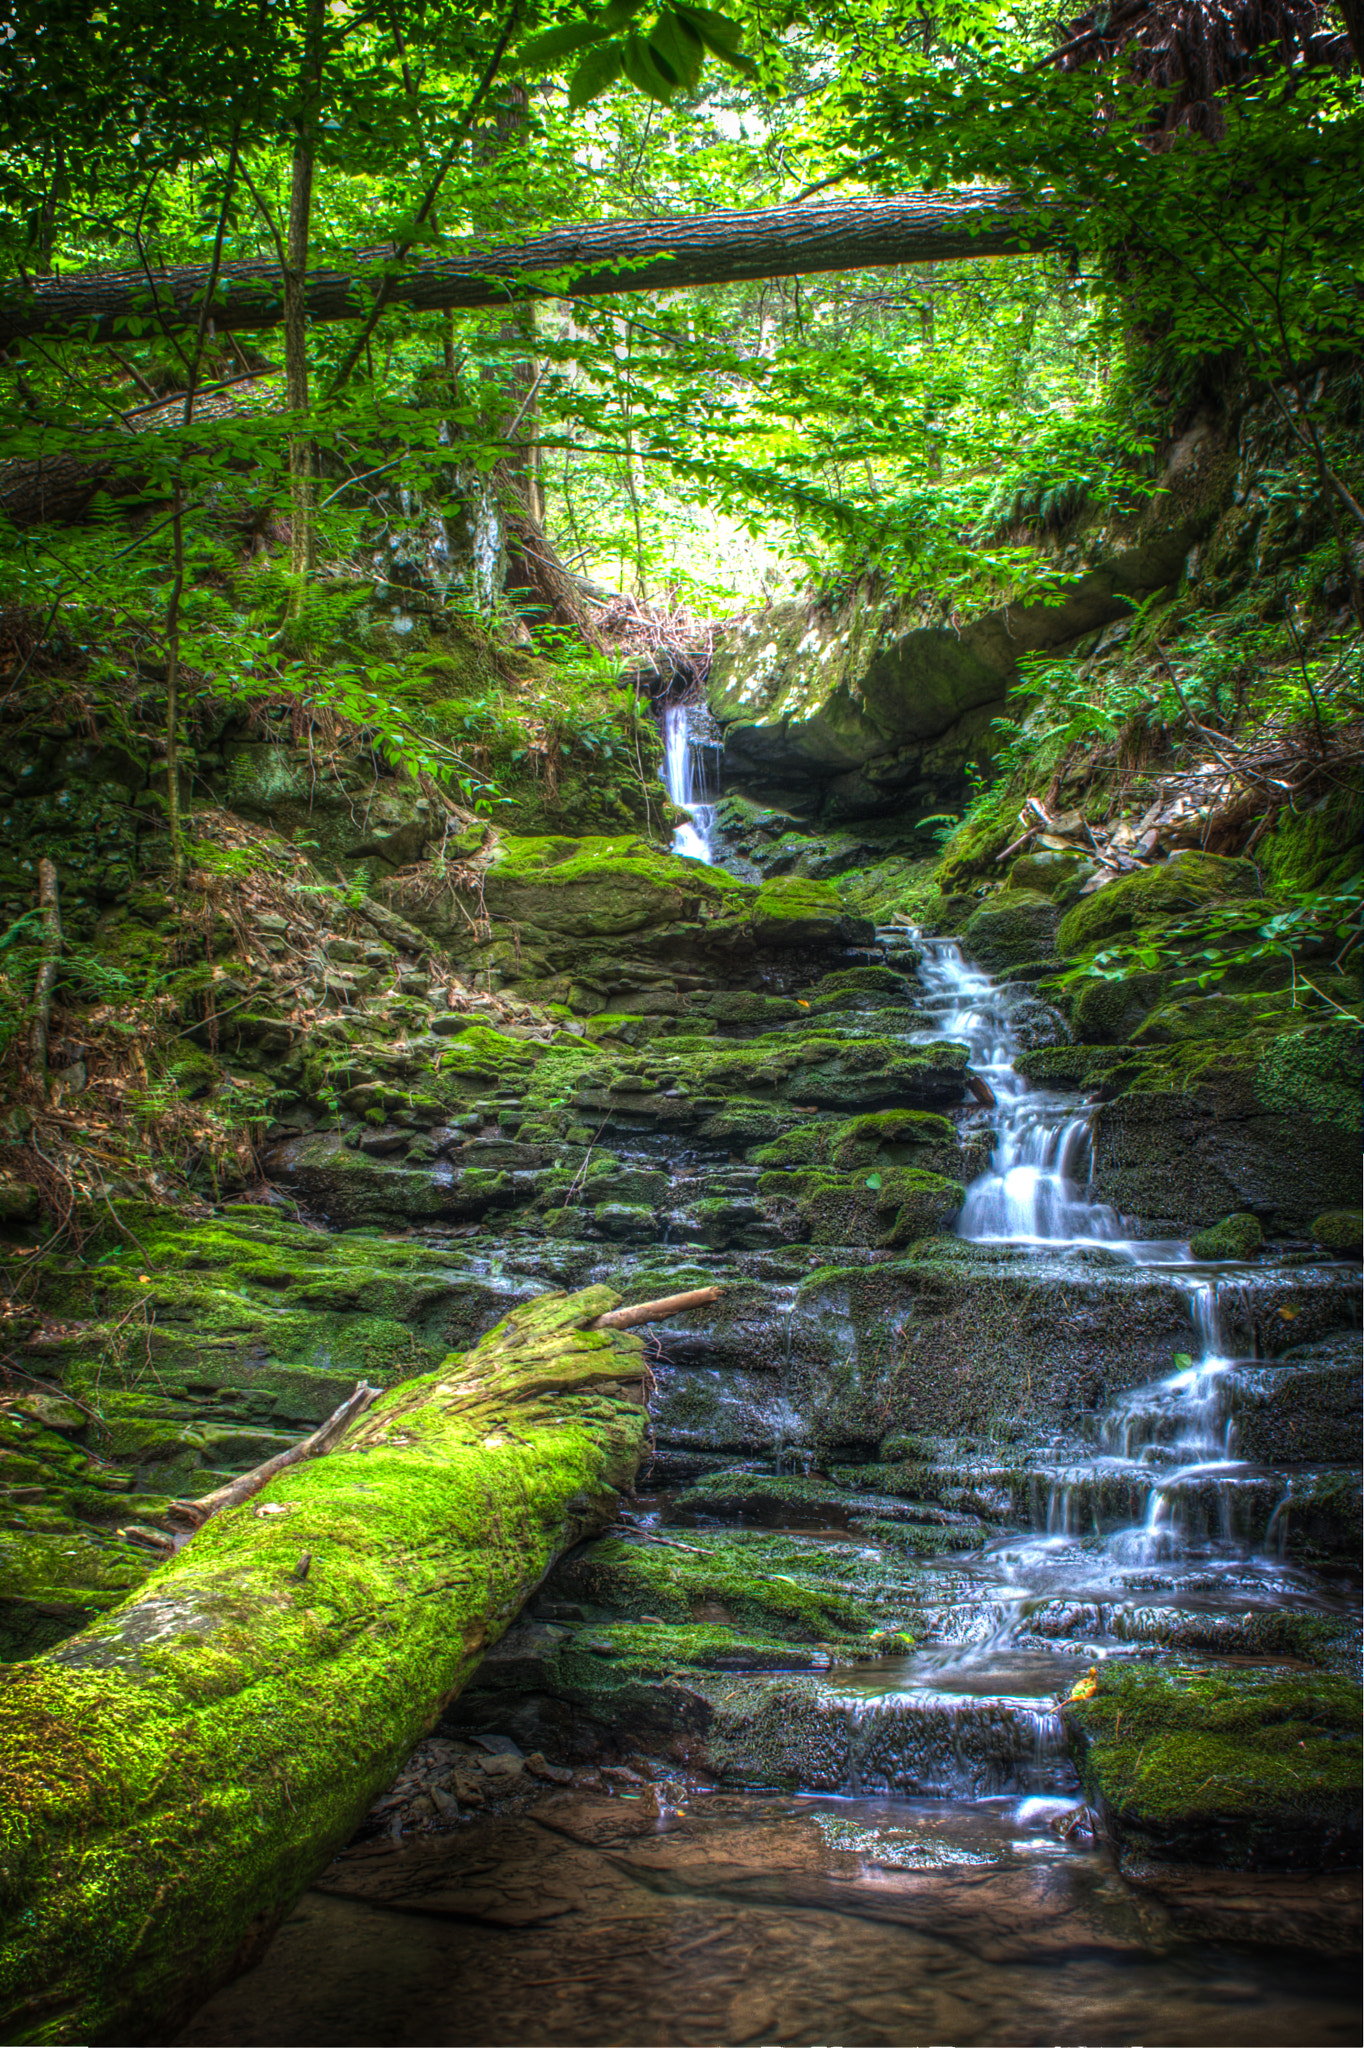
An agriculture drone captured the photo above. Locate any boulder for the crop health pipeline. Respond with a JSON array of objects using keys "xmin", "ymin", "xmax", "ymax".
[
  {"xmin": 962, "ymin": 889, "xmax": 1060, "ymax": 973},
  {"xmin": 708, "ymin": 525, "xmax": 1198, "ymax": 810}
]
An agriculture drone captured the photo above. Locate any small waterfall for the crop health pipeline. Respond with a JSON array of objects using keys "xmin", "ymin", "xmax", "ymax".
[
  {"xmin": 842, "ymin": 1690, "xmax": 1074, "ymax": 1799},
  {"xmin": 662, "ymin": 702, "xmax": 717, "ymax": 863},
  {"xmin": 911, "ymin": 937, "xmax": 1125, "ymax": 1245}
]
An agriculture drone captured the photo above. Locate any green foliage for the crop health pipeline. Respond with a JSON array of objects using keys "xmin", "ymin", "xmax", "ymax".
[{"xmin": 1051, "ymin": 876, "xmax": 1362, "ymax": 1022}]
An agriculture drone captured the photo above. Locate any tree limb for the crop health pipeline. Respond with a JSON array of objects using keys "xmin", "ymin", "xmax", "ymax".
[
  {"xmin": 166, "ymin": 1380, "xmax": 383, "ymax": 1531},
  {"xmin": 589, "ymin": 1286, "xmax": 722, "ymax": 1329}
]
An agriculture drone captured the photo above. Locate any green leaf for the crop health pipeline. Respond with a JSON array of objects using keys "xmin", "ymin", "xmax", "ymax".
[
  {"xmin": 672, "ymin": 1, "xmax": 743, "ymax": 56},
  {"xmin": 516, "ymin": 20, "xmax": 607, "ymax": 71},
  {"xmin": 567, "ymin": 39, "xmax": 626, "ymax": 105},
  {"xmin": 864, "ymin": 1172, "xmax": 882, "ymax": 1190},
  {"xmin": 1172, "ymin": 1353, "xmax": 1194, "ymax": 1371},
  {"xmin": 622, "ymin": 28, "xmax": 680, "ymax": 98},
  {"xmin": 648, "ymin": 10, "xmax": 706, "ymax": 91}
]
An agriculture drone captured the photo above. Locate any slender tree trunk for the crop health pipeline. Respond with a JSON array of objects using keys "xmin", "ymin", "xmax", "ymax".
[
  {"xmin": 29, "ymin": 860, "xmax": 61, "ymax": 1088},
  {"xmin": 285, "ymin": 0, "xmax": 325, "ymax": 607},
  {"xmin": 164, "ymin": 486, "xmax": 186, "ymax": 879}
]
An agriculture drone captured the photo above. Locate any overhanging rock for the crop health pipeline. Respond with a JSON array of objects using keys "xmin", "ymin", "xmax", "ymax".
[{"xmin": 708, "ymin": 525, "xmax": 1200, "ymax": 819}]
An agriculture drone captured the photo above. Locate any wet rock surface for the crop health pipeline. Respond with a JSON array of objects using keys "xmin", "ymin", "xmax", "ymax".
[
  {"xmin": 3, "ymin": 718, "xmax": 1360, "ymax": 2039},
  {"xmin": 174, "ymin": 1790, "xmax": 1362, "ymax": 2046}
]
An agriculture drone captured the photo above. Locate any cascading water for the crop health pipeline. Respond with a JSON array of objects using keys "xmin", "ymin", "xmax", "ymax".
[
  {"xmin": 661, "ymin": 701, "xmax": 718, "ymax": 863},
  {"xmin": 911, "ymin": 936, "xmax": 1128, "ymax": 1245},
  {"xmin": 815, "ymin": 929, "xmax": 1354, "ymax": 1795}
]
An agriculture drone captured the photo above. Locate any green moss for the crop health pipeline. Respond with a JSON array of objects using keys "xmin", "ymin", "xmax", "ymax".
[
  {"xmin": 1255, "ymin": 1021, "xmax": 1362, "ymax": 1130},
  {"xmin": 752, "ymin": 875, "xmax": 872, "ymax": 947},
  {"xmin": 0, "ymin": 1287, "xmax": 650, "ymax": 2045},
  {"xmin": 963, "ymin": 890, "xmax": 1060, "ymax": 973},
  {"xmin": 552, "ymin": 1528, "xmax": 911, "ymax": 1645},
  {"xmin": 1189, "ymin": 1211, "xmax": 1263, "ymax": 1260},
  {"xmin": 758, "ymin": 1164, "xmax": 963, "ymax": 1247},
  {"xmin": 1064, "ymin": 1662, "xmax": 1362, "ymax": 1870},
  {"xmin": 1260, "ymin": 785, "xmax": 1363, "ymax": 897},
  {"xmin": 829, "ymin": 1109, "xmax": 957, "ymax": 1169},
  {"xmin": 1006, "ymin": 851, "xmax": 1091, "ymax": 902},
  {"xmin": 1055, "ymin": 854, "xmax": 1258, "ymax": 959},
  {"xmin": 1310, "ymin": 1209, "xmax": 1362, "ymax": 1254},
  {"xmin": 482, "ymin": 833, "xmax": 750, "ymax": 940}
]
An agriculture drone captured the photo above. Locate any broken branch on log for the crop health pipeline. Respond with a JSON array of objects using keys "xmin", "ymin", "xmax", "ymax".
[{"xmin": 166, "ymin": 1379, "xmax": 382, "ymax": 1531}]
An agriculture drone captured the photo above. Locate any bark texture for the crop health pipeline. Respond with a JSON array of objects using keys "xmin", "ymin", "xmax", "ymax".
[
  {"xmin": 0, "ymin": 192, "xmax": 1033, "ymax": 347},
  {"xmin": 0, "ymin": 1286, "xmax": 649, "ymax": 2046},
  {"xmin": 0, "ymin": 375, "xmax": 273, "ymax": 527}
]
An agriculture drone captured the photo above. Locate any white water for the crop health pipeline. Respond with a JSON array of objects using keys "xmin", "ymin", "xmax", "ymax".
[
  {"xmin": 662, "ymin": 702, "xmax": 717, "ymax": 863},
  {"xmin": 815, "ymin": 926, "xmax": 1340, "ymax": 1754},
  {"xmin": 912, "ymin": 935, "xmax": 1141, "ymax": 1249}
]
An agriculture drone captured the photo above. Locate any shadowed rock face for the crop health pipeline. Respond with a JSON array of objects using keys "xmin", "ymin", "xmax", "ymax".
[{"xmin": 707, "ymin": 527, "xmax": 1198, "ymax": 816}]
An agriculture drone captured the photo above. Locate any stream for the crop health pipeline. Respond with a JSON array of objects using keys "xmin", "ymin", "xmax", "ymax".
[{"xmin": 177, "ymin": 722, "xmax": 1360, "ymax": 2047}]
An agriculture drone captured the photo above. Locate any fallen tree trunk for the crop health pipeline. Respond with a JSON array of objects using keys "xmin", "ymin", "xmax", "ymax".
[
  {"xmin": 0, "ymin": 374, "xmax": 275, "ymax": 527},
  {"xmin": 0, "ymin": 1285, "xmax": 650, "ymax": 2046},
  {"xmin": 0, "ymin": 191, "xmax": 1035, "ymax": 348}
]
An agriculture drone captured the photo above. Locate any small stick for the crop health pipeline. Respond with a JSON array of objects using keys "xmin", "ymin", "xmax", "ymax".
[
  {"xmin": 589, "ymin": 1287, "xmax": 722, "ymax": 1330},
  {"xmin": 167, "ymin": 1380, "xmax": 382, "ymax": 1531}
]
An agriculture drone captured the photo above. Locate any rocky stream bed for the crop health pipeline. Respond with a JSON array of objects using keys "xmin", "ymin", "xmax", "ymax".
[{"xmin": 1, "ymin": 672, "xmax": 1360, "ymax": 2045}]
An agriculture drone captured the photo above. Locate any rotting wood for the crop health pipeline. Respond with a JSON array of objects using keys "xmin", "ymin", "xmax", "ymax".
[
  {"xmin": 589, "ymin": 1286, "xmax": 722, "ymax": 1329},
  {"xmin": 0, "ymin": 192, "xmax": 1034, "ymax": 348},
  {"xmin": 0, "ymin": 1285, "xmax": 651, "ymax": 2046},
  {"xmin": 165, "ymin": 1380, "xmax": 383, "ymax": 1532}
]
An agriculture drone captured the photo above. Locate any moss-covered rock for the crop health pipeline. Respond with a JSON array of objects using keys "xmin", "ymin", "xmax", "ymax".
[
  {"xmin": 1190, "ymin": 1212, "xmax": 1263, "ymax": 1260},
  {"xmin": 1006, "ymin": 850, "xmax": 1092, "ymax": 902},
  {"xmin": 752, "ymin": 874, "xmax": 873, "ymax": 948},
  {"xmin": 548, "ymin": 1527, "xmax": 914, "ymax": 1645},
  {"xmin": 1090, "ymin": 1043, "xmax": 1361, "ymax": 1235},
  {"xmin": 1310, "ymin": 1210, "xmax": 1362, "ymax": 1255},
  {"xmin": 479, "ymin": 833, "xmax": 751, "ymax": 940},
  {"xmin": 1055, "ymin": 853, "xmax": 1259, "ymax": 959},
  {"xmin": 1063, "ymin": 1662, "xmax": 1362, "ymax": 1872},
  {"xmin": 963, "ymin": 889, "xmax": 1060, "ymax": 974},
  {"xmin": 757, "ymin": 1165, "xmax": 964, "ymax": 1247}
]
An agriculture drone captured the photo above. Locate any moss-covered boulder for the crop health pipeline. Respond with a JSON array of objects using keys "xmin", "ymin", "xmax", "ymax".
[
  {"xmin": 1311, "ymin": 1210, "xmax": 1362, "ymax": 1255},
  {"xmin": 752, "ymin": 874, "xmax": 873, "ymax": 947},
  {"xmin": 479, "ymin": 833, "xmax": 751, "ymax": 939},
  {"xmin": 1055, "ymin": 853, "xmax": 1259, "ymax": 959},
  {"xmin": 1006, "ymin": 850, "xmax": 1092, "ymax": 902},
  {"xmin": 963, "ymin": 889, "xmax": 1060, "ymax": 973},
  {"xmin": 1190, "ymin": 1211, "xmax": 1264, "ymax": 1260},
  {"xmin": 1089, "ymin": 1028, "xmax": 1361, "ymax": 1235},
  {"xmin": 0, "ymin": 1287, "xmax": 649, "ymax": 2046},
  {"xmin": 758, "ymin": 1165, "xmax": 964, "ymax": 1247},
  {"xmin": 1063, "ymin": 1662, "xmax": 1362, "ymax": 1871}
]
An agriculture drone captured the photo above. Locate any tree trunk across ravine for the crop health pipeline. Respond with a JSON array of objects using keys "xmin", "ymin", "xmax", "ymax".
[
  {"xmin": 0, "ymin": 191, "xmax": 1035, "ymax": 347},
  {"xmin": 0, "ymin": 1286, "xmax": 650, "ymax": 2047}
]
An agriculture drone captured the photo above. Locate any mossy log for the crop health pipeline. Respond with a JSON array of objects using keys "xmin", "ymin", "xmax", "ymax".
[{"xmin": 0, "ymin": 1286, "xmax": 650, "ymax": 2047}]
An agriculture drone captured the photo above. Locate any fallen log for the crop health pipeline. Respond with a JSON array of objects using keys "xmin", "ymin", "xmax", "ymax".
[
  {"xmin": 0, "ymin": 1284, "xmax": 650, "ymax": 2046},
  {"xmin": 0, "ymin": 191, "xmax": 1036, "ymax": 348}
]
